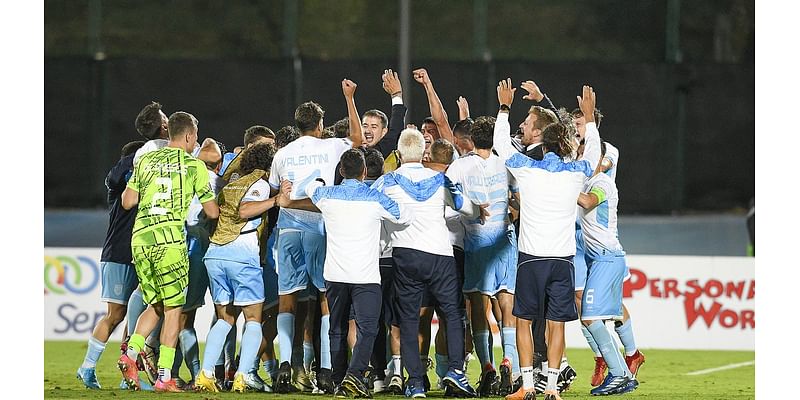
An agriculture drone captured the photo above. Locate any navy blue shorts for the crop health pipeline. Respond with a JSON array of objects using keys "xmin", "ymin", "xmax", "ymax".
[{"xmin": 512, "ymin": 252, "xmax": 578, "ymax": 322}]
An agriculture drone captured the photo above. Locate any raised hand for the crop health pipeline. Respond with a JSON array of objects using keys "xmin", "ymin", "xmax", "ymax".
[
  {"xmin": 496, "ymin": 78, "xmax": 516, "ymax": 107},
  {"xmin": 412, "ymin": 68, "xmax": 431, "ymax": 86},
  {"xmin": 577, "ymin": 85, "xmax": 596, "ymax": 122},
  {"xmin": 382, "ymin": 69, "xmax": 402, "ymax": 97},
  {"xmin": 456, "ymin": 96, "xmax": 470, "ymax": 120},
  {"xmin": 521, "ymin": 80, "xmax": 545, "ymax": 102},
  {"xmin": 342, "ymin": 79, "xmax": 358, "ymax": 98}
]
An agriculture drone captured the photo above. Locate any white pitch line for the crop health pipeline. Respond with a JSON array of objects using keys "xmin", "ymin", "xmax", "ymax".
[{"xmin": 685, "ymin": 360, "xmax": 755, "ymax": 376}]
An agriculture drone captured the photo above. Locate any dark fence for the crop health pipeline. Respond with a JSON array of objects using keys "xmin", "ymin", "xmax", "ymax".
[{"xmin": 45, "ymin": 57, "xmax": 753, "ymax": 213}]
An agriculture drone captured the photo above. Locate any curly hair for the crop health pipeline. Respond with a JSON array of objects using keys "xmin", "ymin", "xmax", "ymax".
[
  {"xmin": 541, "ymin": 123, "xmax": 576, "ymax": 159},
  {"xmin": 333, "ymin": 117, "xmax": 350, "ymax": 138},
  {"xmin": 275, "ymin": 125, "xmax": 301, "ymax": 149},
  {"xmin": 135, "ymin": 101, "xmax": 164, "ymax": 140},
  {"xmin": 239, "ymin": 142, "xmax": 277, "ymax": 176},
  {"xmin": 469, "ymin": 116, "xmax": 496, "ymax": 150},
  {"xmin": 321, "ymin": 126, "xmax": 337, "ymax": 139}
]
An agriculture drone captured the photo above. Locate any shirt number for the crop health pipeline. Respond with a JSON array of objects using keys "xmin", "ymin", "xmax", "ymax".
[
  {"xmin": 584, "ymin": 288, "xmax": 595, "ymax": 305},
  {"xmin": 149, "ymin": 177, "xmax": 172, "ymax": 215}
]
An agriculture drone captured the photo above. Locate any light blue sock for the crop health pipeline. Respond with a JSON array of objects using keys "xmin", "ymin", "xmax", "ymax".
[
  {"xmin": 179, "ymin": 328, "xmax": 200, "ymax": 379},
  {"xmin": 501, "ymin": 327, "xmax": 520, "ymax": 375},
  {"xmin": 126, "ymin": 289, "xmax": 146, "ymax": 337},
  {"xmin": 277, "ymin": 313, "xmax": 295, "ymax": 366},
  {"xmin": 614, "ymin": 319, "xmax": 638, "ymax": 356},
  {"xmin": 224, "ymin": 323, "xmax": 237, "ymax": 368},
  {"xmin": 581, "ymin": 324, "xmax": 602, "ymax": 357},
  {"xmin": 201, "ymin": 320, "xmax": 233, "ymax": 373},
  {"xmin": 264, "ymin": 358, "xmax": 278, "ymax": 380},
  {"xmin": 587, "ymin": 321, "xmax": 630, "ymax": 378},
  {"xmin": 237, "ymin": 321, "xmax": 263, "ymax": 375},
  {"xmin": 435, "ymin": 353, "xmax": 449, "ymax": 379},
  {"xmin": 303, "ymin": 341, "xmax": 315, "ymax": 372},
  {"xmin": 81, "ymin": 337, "xmax": 106, "ymax": 368},
  {"xmin": 320, "ymin": 314, "xmax": 331, "ymax": 369},
  {"xmin": 473, "ymin": 330, "xmax": 491, "ymax": 369}
]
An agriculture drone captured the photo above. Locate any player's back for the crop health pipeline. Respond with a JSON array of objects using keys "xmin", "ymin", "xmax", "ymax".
[
  {"xmin": 269, "ymin": 135, "xmax": 351, "ymax": 234},
  {"xmin": 130, "ymin": 147, "xmax": 212, "ymax": 247},
  {"xmin": 447, "ymin": 153, "xmax": 512, "ymax": 251}
]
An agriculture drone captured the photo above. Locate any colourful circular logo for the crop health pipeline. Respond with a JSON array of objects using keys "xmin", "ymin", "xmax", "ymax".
[{"xmin": 43, "ymin": 255, "xmax": 100, "ymax": 295}]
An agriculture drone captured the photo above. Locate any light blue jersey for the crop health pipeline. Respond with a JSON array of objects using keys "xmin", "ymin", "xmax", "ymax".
[
  {"xmin": 445, "ymin": 153, "xmax": 516, "ymax": 252},
  {"xmin": 268, "ymin": 136, "xmax": 352, "ymax": 235},
  {"xmin": 446, "ymin": 153, "xmax": 519, "ymax": 295}
]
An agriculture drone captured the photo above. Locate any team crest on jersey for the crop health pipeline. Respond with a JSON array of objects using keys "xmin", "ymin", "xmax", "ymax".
[{"xmin": 231, "ymin": 173, "xmax": 240, "ymax": 181}]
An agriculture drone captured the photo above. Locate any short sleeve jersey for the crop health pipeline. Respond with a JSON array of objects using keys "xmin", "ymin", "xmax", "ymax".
[
  {"xmin": 446, "ymin": 153, "xmax": 516, "ymax": 252},
  {"xmin": 128, "ymin": 147, "xmax": 214, "ymax": 247},
  {"xmin": 268, "ymin": 136, "xmax": 352, "ymax": 234},
  {"xmin": 578, "ymin": 173, "xmax": 624, "ymax": 259}
]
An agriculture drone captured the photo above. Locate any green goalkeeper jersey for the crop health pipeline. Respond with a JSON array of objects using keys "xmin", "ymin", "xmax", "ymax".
[{"xmin": 127, "ymin": 146, "xmax": 215, "ymax": 247}]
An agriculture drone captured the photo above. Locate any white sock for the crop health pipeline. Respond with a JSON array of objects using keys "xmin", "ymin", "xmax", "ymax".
[
  {"xmin": 521, "ymin": 366, "xmax": 535, "ymax": 390},
  {"xmin": 391, "ymin": 355, "xmax": 401, "ymax": 376},
  {"xmin": 546, "ymin": 368, "xmax": 559, "ymax": 392}
]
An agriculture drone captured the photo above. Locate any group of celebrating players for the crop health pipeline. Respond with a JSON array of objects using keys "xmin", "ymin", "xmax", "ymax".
[{"xmin": 75, "ymin": 67, "xmax": 646, "ymax": 400}]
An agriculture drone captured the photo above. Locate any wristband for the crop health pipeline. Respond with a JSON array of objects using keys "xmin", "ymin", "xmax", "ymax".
[
  {"xmin": 499, "ymin": 104, "xmax": 511, "ymax": 112},
  {"xmin": 391, "ymin": 91, "xmax": 402, "ymax": 97}
]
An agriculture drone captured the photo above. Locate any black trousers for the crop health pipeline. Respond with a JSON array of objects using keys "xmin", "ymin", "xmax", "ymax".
[
  {"xmin": 392, "ymin": 247, "xmax": 465, "ymax": 389},
  {"xmin": 369, "ymin": 261, "xmax": 396, "ymax": 378},
  {"xmin": 326, "ymin": 281, "xmax": 382, "ymax": 383}
]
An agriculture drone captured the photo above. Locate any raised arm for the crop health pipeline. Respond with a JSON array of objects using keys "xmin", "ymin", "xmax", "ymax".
[
  {"xmin": 374, "ymin": 69, "xmax": 407, "ymax": 157},
  {"xmin": 493, "ymin": 78, "xmax": 518, "ymax": 160},
  {"xmin": 521, "ymin": 80, "xmax": 559, "ymax": 119},
  {"xmin": 342, "ymin": 79, "xmax": 364, "ymax": 148},
  {"xmin": 578, "ymin": 85, "xmax": 602, "ymax": 174},
  {"xmin": 456, "ymin": 96, "xmax": 471, "ymax": 121},
  {"xmin": 413, "ymin": 68, "xmax": 455, "ymax": 143}
]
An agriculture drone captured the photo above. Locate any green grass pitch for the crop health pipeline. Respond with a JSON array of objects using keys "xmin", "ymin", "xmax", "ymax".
[{"xmin": 45, "ymin": 341, "xmax": 754, "ymax": 399}]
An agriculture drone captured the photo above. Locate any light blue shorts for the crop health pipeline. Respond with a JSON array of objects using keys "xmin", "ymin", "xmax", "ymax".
[
  {"xmin": 276, "ymin": 230, "xmax": 327, "ymax": 295},
  {"xmin": 580, "ymin": 254, "xmax": 626, "ymax": 321},
  {"xmin": 204, "ymin": 258, "xmax": 265, "ymax": 306},
  {"xmin": 184, "ymin": 236, "xmax": 210, "ymax": 311},
  {"xmin": 100, "ymin": 261, "xmax": 138, "ymax": 305},
  {"xmin": 574, "ymin": 229, "xmax": 588, "ymax": 291},
  {"xmin": 463, "ymin": 230, "xmax": 518, "ymax": 296}
]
